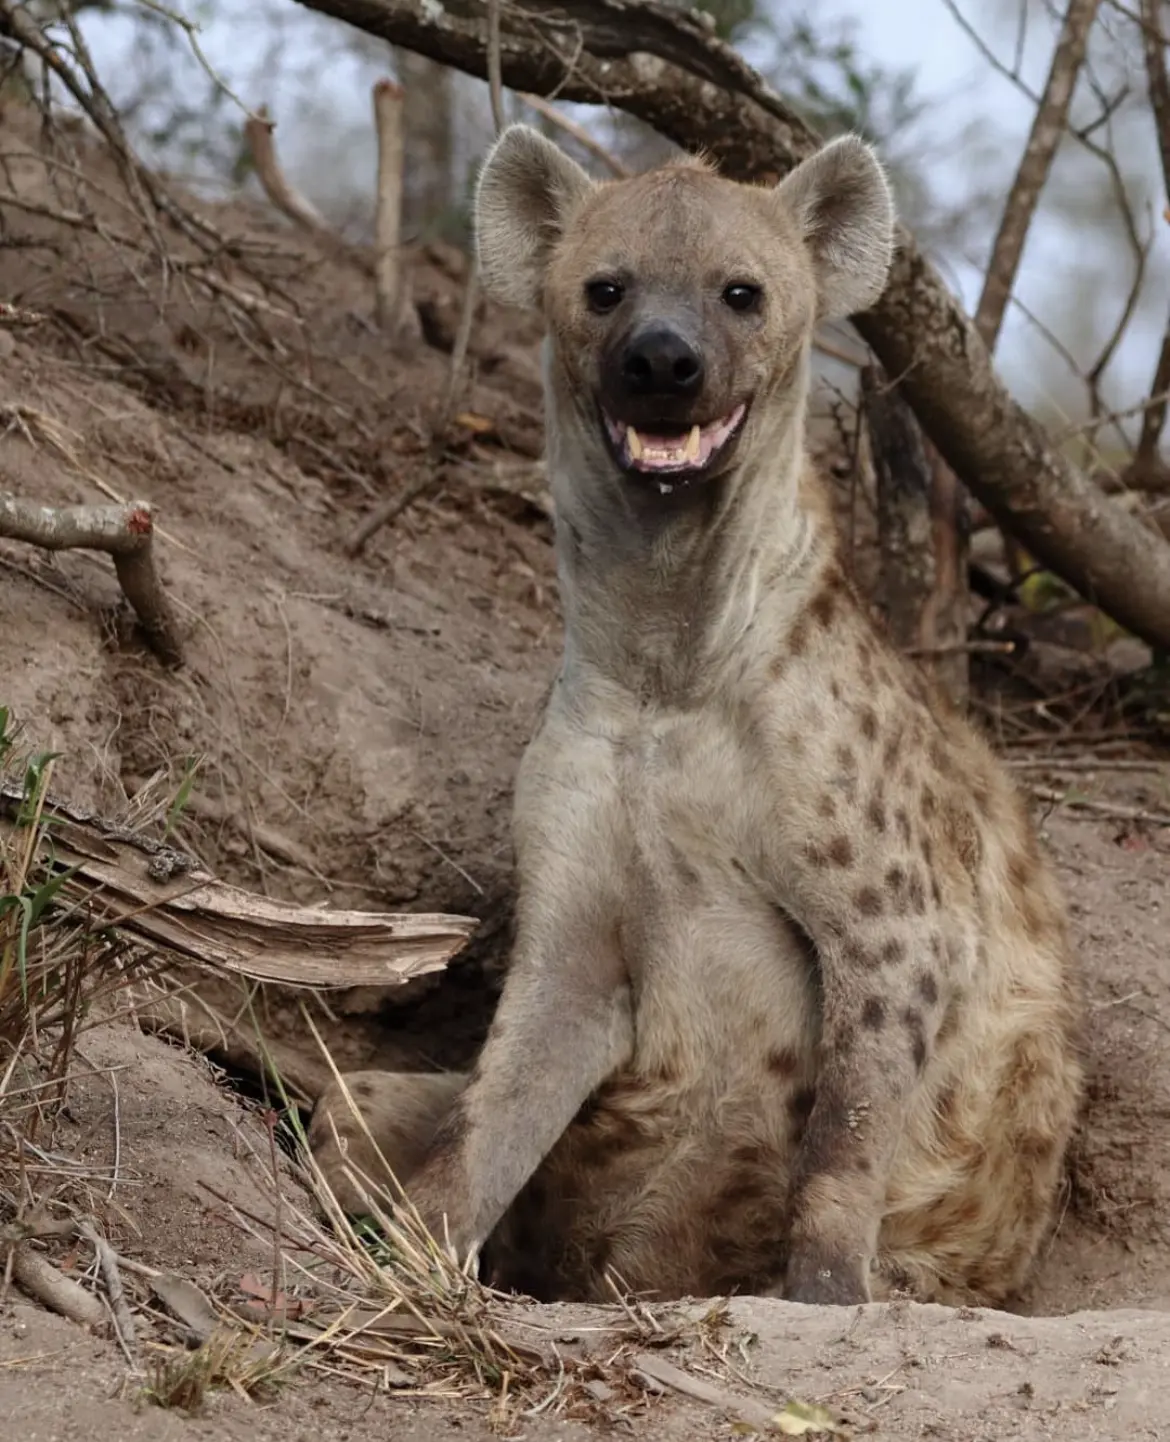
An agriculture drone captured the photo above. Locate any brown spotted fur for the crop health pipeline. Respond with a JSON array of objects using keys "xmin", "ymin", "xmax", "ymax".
[{"xmin": 309, "ymin": 126, "xmax": 1084, "ymax": 1308}]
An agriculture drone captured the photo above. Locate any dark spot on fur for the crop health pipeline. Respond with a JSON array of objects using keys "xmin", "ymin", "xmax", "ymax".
[
  {"xmin": 881, "ymin": 937, "xmax": 905, "ymax": 965},
  {"xmin": 885, "ymin": 863, "xmax": 906, "ymax": 893},
  {"xmin": 907, "ymin": 870, "xmax": 927, "ymax": 914},
  {"xmin": 827, "ymin": 834, "xmax": 854, "ymax": 867},
  {"xmin": 830, "ymin": 678, "xmax": 842, "ymax": 701},
  {"xmin": 930, "ymin": 877, "xmax": 942, "ymax": 907},
  {"xmin": 861, "ymin": 996, "xmax": 885, "ymax": 1030},
  {"xmin": 769, "ymin": 652, "xmax": 786, "ymax": 681},
  {"xmin": 896, "ymin": 808, "xmax": 912, "ymax": 844},
  {"xmin": 920, "ymin": 834, "xmax": 933, "ymax": 865},
  {"xmin": 903, "ymin": 1008, "xmax": 927, "ymax": 1070},
  {"xmin": 767, "ymin": 1048, "xmax": 800, "ymax": 1078},
  {"xmin": 811, "ymin": 589, "xmax": 837, "ymax": 628},
  {"xmin": 917, "ymin": 971, "xmax": 939, "ymax": 1005},
  {"xmin": 788, "ymin": 1086, "xmax": 816, "ymax": 1122},
  {"xmin": 836, "ymin": 743, "xmax": 856, "ymax": 773},
  {"xmin": 855, "ymin": 1155, "xmax": 872, "ymax": 1173},
  {"xmin": 866, "ymin": 795, "xmax": 887, "ymax": 834},
  {"xmin": 818, "ymin": 793, "xmax": 837, "ymax": 820},
  {"xmin": 785, "ymin": 730, "xmax": 805, "ymax": 757},
  {"xmin": 860, "ymin": 707, "xmax": 879, "ymax": 742},
  {"xmin": 920, "ymin": 787, "xmax": 938, "ymax": 820},
  {"xmin": 831, "ymin": 1022, "xmax": 856, "ymax": 1056},
  {"xmin": 929, "ymin": 739, "xmax": 947, "ymax": 771},
  {"xmin": 856, "ymin": 886, "xmax": 883, "ymax": 917},
  {"xmin": 883, "ymin": 734, "xmax": 900, "ymax": 769},
  {"xmin": 789, "ymin": 614, "xmax": 809, "ymax": 656}
]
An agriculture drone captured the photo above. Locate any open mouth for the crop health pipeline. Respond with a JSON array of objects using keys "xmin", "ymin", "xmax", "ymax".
[{"xmin": 601, "ymin": 403, "xmax": 748, "ymax": 492}]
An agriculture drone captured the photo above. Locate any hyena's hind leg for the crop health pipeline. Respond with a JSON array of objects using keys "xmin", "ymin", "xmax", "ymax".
[{"xmin": 307, "ymin": 1070, "xmax": 468, "ymax": 1215}]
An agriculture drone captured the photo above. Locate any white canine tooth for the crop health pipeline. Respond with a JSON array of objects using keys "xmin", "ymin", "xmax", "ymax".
[
  {"xmin": 684, "ymin": 424, "xmax": 701, "ymax": 462},
  {"xmin": 657, "ymin": 481, "xmax": 674, "ymax": 495},
  {"xmin": 626, "ymin": 426, "xmax": 644, "ymax": 460}
]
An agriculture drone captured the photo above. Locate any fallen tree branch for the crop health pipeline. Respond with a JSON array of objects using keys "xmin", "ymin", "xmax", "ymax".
[
  {"xmin": 8, "ymin": 1243, "xmax": 107, "ymax": 1331},
  {"xmin": 0, "ymin": 784, "xmax": 477, "ymax": 989},
  {"xmin": 0, "ymin": 496, "xmax": 182, "ymax": 665},
  {"xmin": 292, "ymin": 0, "xmax": 1170, "ymax": 651}
]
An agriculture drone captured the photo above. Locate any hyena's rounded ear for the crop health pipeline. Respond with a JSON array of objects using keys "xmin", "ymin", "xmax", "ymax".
[
  {"xmin": 475, "ymin": 123, "xmax": 597, "ymax": 311},
  {"xmin": 774, "ymin": 135, "xmax": 895, "ymax": 322}
]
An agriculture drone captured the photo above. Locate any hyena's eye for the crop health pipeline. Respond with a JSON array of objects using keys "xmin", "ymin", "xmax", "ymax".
[
  {"xmin": 585, "ymin": 279, "xmax": 625, "ymax": 314},
  {"xmin": 722, "ymin": 282, "xmax": 762, "ymax": 313}
]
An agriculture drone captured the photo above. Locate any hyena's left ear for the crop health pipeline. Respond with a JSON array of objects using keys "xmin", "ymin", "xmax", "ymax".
[
  {"xmin": 774, "ymin": 135, "xmax": 895, "ymax": 322},
  {"xmin": 475, "ymin": 124, "xmax": 597, "ymax": 311}
]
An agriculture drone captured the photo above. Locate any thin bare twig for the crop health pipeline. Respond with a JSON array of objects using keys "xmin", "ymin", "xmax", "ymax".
[
  {"xmin": 518, "ymin": 94, "xmax": 629, "ymax": 176},
  {"xmin": 974, "ymin": 0, "xmax": 1104, "ymax": 348},
  {"xmin": 372, "ymin": 79, "xmax": 413, "ymax": 333},
  {"xmin": 1137, "ymin": 0, "xmax": 1170, "ymax": 468},
  {"xmin": 0, "ymin": 496, "xmax": 182, "ymax": 665}
]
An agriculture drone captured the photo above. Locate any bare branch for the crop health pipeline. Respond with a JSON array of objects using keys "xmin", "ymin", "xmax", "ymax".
[
  {"xmin": 296, "ymin": 0, "xmax": 1170, "ymax": 650},
  {"xmin": 1138, "ymin": 0, "xmax": 1170, "ymax": 467},
  {"xmin": 372, "ymin": 78, "xmax": 414, "ymax": 333},
  {"xmin": 975, "ymin": 0, "xmax": 1103, "ymax": 349},
  {"xmin": 518, "ymin": 93, "xmax": 630, "ymax": 175},
  {"xmin": 0, "ymin": 496, "xmax": 183, "ymax": 665},
  {"xmin": 243, "ymin": 104, "xmax": 330, "ymax": 233}
]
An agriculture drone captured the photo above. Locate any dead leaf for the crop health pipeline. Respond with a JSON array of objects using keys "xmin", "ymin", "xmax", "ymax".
[
  {"xmin": 150, "ymin": 1273, "xmax": 219, "ymax": 1343},
  {"xmin": 454, "ymin": 411, "xmax": 496, "ymax": 435}
]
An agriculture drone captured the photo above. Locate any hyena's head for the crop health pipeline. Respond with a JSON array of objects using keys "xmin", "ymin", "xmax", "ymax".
[{"xmin": 475, "ymin": 125, "xmax": 894, "ymax": 506}]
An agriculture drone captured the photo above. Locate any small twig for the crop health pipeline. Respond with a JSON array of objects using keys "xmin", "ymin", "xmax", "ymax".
[
  {"xmin": 518, "ymin": 94, "xmax": 628, "ymax": 176},
  {"xmin": 76, "ymin": 1220, "xmax": 137, "ymax": 1351},
  {"xmin": 1030, "ymin": 785, "xmax": 1170, "ymax": 826},
  {"xmin": 0, "ymin": 496, "xmax": 182, "ymax": 665},
  {"xmin": 904, "ymin": 639, "xmax": 1019, "ymax": 658}
]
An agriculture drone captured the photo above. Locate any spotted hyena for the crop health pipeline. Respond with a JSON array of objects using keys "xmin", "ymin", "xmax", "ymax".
[{"xmin": 310, "ymin": 126, "xmax": 1084, "ymax": 1308}]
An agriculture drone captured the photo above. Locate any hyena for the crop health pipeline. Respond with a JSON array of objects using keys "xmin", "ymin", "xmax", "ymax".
[{"xmin": 310, "ymin": 126, "xmax": 1083, "ymax": 1308}]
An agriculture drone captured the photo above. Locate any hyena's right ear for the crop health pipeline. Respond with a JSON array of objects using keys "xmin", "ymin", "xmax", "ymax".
[{"xmin": 475, "ymin": 124, "xmax": 596, "ymax": 311}]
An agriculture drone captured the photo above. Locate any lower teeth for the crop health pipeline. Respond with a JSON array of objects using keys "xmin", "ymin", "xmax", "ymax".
[{"xmin": 657, "ymin": 481, "xmax": 674, "ymax": 495}]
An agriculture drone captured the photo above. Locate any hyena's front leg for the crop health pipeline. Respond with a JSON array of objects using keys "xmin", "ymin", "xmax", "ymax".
[
  {"xmin": 405, "ymin": 735, "xmax": 632, "ymax": 1267},
  {"xmin": 778, "ymin": 860, "xmax": 955, "ymax": 1304}
]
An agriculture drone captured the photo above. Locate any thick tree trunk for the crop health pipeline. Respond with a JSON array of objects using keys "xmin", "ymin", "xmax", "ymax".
[{"xmin": 290, "ymin": 0, "xmax": 1170, "ymax": 653}]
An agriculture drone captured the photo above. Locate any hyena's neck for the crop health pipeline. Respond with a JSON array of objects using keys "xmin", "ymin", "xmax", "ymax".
[{"xmin": 551, "ymin": 433, "xmax": 833, "ymax": 704}]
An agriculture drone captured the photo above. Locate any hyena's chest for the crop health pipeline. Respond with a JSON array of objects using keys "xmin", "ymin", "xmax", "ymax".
[{"xmin": 610, "ymin": 710, "xmax": 821, "ymax": 1086}]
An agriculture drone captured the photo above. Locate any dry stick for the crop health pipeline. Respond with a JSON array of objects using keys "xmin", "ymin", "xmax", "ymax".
[
  {"xmin": 518, "ymin": 93, "xmax": 630, "ymax": 176},
  {"xmin": 243, "ymin": 105, "xmax": 376, "ymax": 278},
  {"xmin": 290, "ymin": 0, "xmax": 1170, "ymax": 653},
  {"xmin": 8, "ymin": 1245, "xmax": 107, "ymax": 1331},
  {"xmin": 345, "ymin": 0, "xmax": 506, "ymax": 556},
  {"xmin": 1137, "ymin": 0, "xmax": 1170, "ymax": 471},
  {"xmin": 76, "ymin": 1220, "xmax": 137, "ymax": 1351},
  {"xmin": 372, "ymin": 79, "xmax": 414, "ymax": 334},
  {"xmin": 0, "ymin": 496, "xmax": 182, "ymax": 665},
  {"xmin": 973, "ymin": 0, "xmax": 1103, "ymax": 584},
  {"xmin": 1031, "ymin": 785, "xmax": 1170, "ymax": 827}
]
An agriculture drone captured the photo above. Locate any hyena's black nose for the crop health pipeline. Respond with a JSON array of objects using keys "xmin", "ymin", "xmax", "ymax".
[{"xmin": 620, "ymin": 326, "xmax": 704, "ymax": 400}]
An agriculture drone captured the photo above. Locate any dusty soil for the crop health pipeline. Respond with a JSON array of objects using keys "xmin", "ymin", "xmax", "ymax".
[{"xmin": 2, "ymin": 102, "xmax": 1170, "ymax": 1440}]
